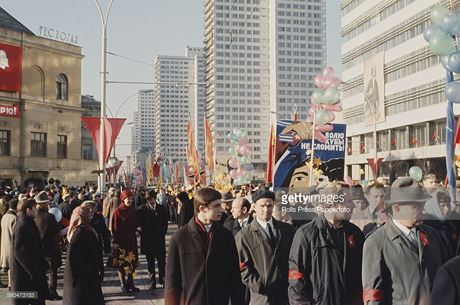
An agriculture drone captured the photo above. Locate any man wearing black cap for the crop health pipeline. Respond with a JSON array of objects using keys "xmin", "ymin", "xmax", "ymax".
[
  {"xmin": 235, "ymin": 189, "xmax": 295, "ymax": 305},
  {"xmin": 137, "ymin": 190, "xmax": 168, "ymax": 290},
  {"xmin": 219, "ymin": 192, "xmax": 235, "ymax": 225},
  {"xmin": 34, "ymin": 191, "xmax": 62, "ymax": 301},
  {"xmin": 362, "ymin": 177, "xmax": 449, "ymax": 305}
]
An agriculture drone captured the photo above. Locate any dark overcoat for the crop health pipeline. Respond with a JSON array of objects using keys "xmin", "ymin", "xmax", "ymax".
[
  {"xmin": 223, "ymin": 215, "xmax": 253, "ymax": 237},
  {"xmin": 430, "ymin": 255, "xmax": 460, "ymax": 305},
  {"xmin": 35, "ymin": 208, "xmax": 62, "ymax": 269},
  {"xmin": 11, "ymin": 214, "xmax": 48, "ymax": 305},
  {"xmin": 288, "ymin": 216, "xmax": 364, "ymax": 305},
  {"xmin": 235, "ymin": 218, "xmax": 295, "ymax": 305},
  {"xmin": 137, "ymin": 203, "xmax": 168, "ymax": 256},
  {"xmin": 63, "ymin": 226, "xmax": 104, "ymax": 305},
  {"xmin": 165, "ymin": 218, "xmax": 244, "ymax": 305}
]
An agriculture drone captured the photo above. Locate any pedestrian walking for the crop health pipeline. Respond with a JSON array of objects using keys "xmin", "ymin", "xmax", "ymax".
[
  {"xmin": 111, "ymin": 189, "xmax": 140, "ymax": 292},
  {"xmin": 165, "ymin": 187, "xmax": 244, "ymax": 305},
  {"xmin": 235, "ymin": 189, "xmax": 295, "ymax": 305},
  {"xmin": 137, "ymin": 189, "xmax": 168, "ymax": 290},
  {"xmin": 1, "ymin": 197, "xmax": 18, "ymax": 290},
  {"xmin": 34, "ymin": 191, "xmax": 62, "ymax": 300},
  {"xmin": 11, "ymin": 198, "xmax": 48, "ymax": 305},
  {"xmin": 63, "ymin": 205, "xmax": 104, "ymax": 305},
  {"xmin": 288, "ymin": 182, "xmax": 364, "ymax": 305},
  {"xmin": 362, "ymin": 177, "xmax": 449, "ymax": 305}
]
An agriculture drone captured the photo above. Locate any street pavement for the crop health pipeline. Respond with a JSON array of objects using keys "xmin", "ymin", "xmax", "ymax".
[{"xmin": 0, "ymin": 224, "xmax": 178, "ymax": 305}]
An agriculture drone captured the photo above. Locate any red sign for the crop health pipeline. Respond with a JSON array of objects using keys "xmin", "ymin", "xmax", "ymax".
[
  {"xmin": 0, "ymin": 105, "xmax": 20, "ymax": 117},
  {"xmin": 0, "ymin": 43, "xmax": 22, "ymax": 92}
]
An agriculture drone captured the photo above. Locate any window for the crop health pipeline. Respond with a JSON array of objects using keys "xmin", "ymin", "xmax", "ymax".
[
  {"xmin": 57, "ymin": 135, "xmax": 67, "ymax": 159},
  {"xmin": 56, "ymin": 74, "xmax": 68, "ymax": 100},
  {"xmin": 0, "ymin": 130, "xmax": 10, "ymax": 156},
  {"xmin": 31, "ymin": 132, "xmax": 47, "ymax": 157}
]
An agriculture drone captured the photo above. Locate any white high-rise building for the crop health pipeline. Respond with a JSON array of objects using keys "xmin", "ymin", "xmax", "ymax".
[
  {"xmin": 131, "ymin": 110, "xmax": 140, "ymax": 154},
  {"xmin": 153, "ymin": 47, "xmax": 205, "ymax": 162},
  {"xmin": 341, "ymin": 0, "xmax": 453, "ymax": 182},
  {"xmin": 137, "ymin": 89, "xmax": 155, "ymax": 151},
  {"xmin": 204, "ymin": 0, "xmax": 326, "ymax": 173}
]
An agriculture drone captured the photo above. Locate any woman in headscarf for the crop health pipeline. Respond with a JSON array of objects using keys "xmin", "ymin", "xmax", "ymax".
[
  {"xmin": 111, "ymin": 189, "xmax": 139, "ymax": 292},
  {"xmin": 63, "ymin": 205, "xmax": 104, "ymax": 305},
  {"xmin": 424, "ymin": 190, "xmax": 458, "ymax": 258}
]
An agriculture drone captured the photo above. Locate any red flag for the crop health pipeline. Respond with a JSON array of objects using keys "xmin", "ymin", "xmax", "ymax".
[
  {"xmin": 81, "ymin": 117, "xmax": 126, "ymax": 162},
  {"xmin": 0, "ymin": 43, "xmax": 22, "ymax": 92},
  {"xmin": 204, "ymin": 117, "xmax": 215, "ymax": 173},
  {"xmin": 187, "ymin": 120, "xmax": 200, "ymax": 176},
  {"xmin": 266, "ymin": 124, "xmax": 275, "ymax": 183},
  {"xmin": 152, "ymin": 161, "xmax": 160, "ymax": 178},
  {"xmin": 366, "ymin": 158, "xmax": 384, "ymax": 178}
]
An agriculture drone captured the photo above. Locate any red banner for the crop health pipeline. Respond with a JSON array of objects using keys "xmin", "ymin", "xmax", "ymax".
[
  {"xmin": 187, "ymin": 120, "xmax": 200, "ymax": 177},
  {"xmin": 0, "ymin": 105, "xmax": 20, "ymax": 117},
  {"xmin": 266, "ymin": 124, "xmax": 275, "ymax": 183},
  {"xmin": 0, "ymin": 43, "xmax": 21, "ymax": 92},
  {"xmin": 204, "ymin": 117, "xmax": 215, "ymax": 173},
  {"xmin": 366, "ymin": 158, "xmax": 384, "ymax": 178},
  {"xmin": 81, "ymin": 117, "xmax": 126, "ymax": 162}
]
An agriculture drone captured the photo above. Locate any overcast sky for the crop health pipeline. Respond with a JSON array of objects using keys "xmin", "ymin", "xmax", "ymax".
[{"xmin": 1, "ymin": 0, "xmax": 341, "ymax": 160}]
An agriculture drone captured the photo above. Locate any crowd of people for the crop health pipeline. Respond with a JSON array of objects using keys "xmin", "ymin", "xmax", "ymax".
[{"xmin": 0, "ymin": 173, "xmax": 459, "ymax": 305}]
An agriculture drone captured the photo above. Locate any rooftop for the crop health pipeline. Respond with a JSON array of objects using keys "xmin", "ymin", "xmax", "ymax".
[{"xmin": 0, "ymin": 6, "xmax": 34, "ymax": 35}]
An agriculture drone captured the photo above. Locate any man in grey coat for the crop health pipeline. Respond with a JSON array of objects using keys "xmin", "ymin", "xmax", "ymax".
[
  {"xmin": 235, "ymin": 189, "xmax": 295, "ymax": 305},
  {"xmin": 362, "ymin": 177, "xmax": 449, "ymax": 305}
]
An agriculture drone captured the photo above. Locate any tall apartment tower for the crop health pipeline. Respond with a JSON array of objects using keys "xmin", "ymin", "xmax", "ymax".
[
  {"xmin": 204, "ymin": 0, "xmax": 326, "ymax": 172},
  {"xmin": 131, "ymin": 110, "xmax": 140, "ymax": 154},
  {"xmin": 137, "ymin": 90, "xmax": 155, "ymax": 151},
  {"xmin": 153, "ymin": 47, "xmax": 205, "ymax": 162},
  {"xmin": 341, "ymin": 0, "xmax": 450, "ymax": 181}
]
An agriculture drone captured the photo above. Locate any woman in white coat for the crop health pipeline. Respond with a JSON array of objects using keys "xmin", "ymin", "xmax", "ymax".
[{"xmin": 0, "ymin": 197, "xmax": 18, "ymax": 289}]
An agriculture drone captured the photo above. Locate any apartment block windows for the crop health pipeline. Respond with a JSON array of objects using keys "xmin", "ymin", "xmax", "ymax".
[
  {"xmin": 31, "ymin": 132, "xmax": 47, "ymax": 157},
  {"xmin": 0, "ymin": 130, "xmax": 10, "ymax": 156}
]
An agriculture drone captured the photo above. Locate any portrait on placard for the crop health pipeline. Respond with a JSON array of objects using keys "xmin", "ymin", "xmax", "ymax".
[{"xmin": 363, "ymin": 52, "xmax": 385, "ymax": 126}]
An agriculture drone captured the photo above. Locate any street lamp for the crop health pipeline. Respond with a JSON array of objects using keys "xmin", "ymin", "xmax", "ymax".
[{"xmin": 94, "ymin": 0, "xmax": 114, "ymax": 194}]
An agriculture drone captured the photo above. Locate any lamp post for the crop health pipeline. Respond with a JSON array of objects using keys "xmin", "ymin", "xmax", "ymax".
[{"xmin": 94, "ymin": 0, "xmax": 114, "ymax": 194}]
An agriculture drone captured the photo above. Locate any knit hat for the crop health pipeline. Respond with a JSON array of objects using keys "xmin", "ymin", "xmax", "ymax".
[{"xmin": 120, "ymin": 190, "xmax": 133, "ymax": 202}]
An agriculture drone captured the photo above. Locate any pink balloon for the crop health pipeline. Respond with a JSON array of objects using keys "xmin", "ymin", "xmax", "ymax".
[
  {"xmin": 228, "ymin": 158, "xmax": 238, "ymax": 169},
  {"xmin": 328, "ymin": 112, "xmax": 335, "ymax": 121},
  {"xmin": 314, "ymin": 131, "xmax": 328, "ymax": 143},
  {"xmin": 188, "ymin": 166, "xmax": 195, "ymax": 174},
  {"xmin": 315, "ymin": 124, "xmax": 333, "ymax": 132},
  {"xmin": 331, "ymin": 77, "xmax": 342, "ymax": 87},
  {"xmin": 322, "ymin": 104, "xmax": 342, "ymax": 112},
  {"xmin": 308, "ymin": 107, "xmax": 316, "ymax": 115},
  {"xmin": 238, "ymin": 138, "xmax": 250, "ymax": 145},
  {"xmin": 322, "ymin": 66, "xmax": 335, "ymax": 78},
  {"xmin": 322, "ymin": 78, "xmax": 333, "ymax": 89},
  {"xmin": 314, "ymin": 75, "xmax": 324, "ymax": 88},
  {"xmin": 238, "ymin": 168, "xmax": 247, "ymax": 176},
  {"xmin": 344, "ymin": 176, "xmax": 353, "ymax": 186},
  {"xmin": 229, "ymin": 169, "xmax": 238, "ymax": 179}
]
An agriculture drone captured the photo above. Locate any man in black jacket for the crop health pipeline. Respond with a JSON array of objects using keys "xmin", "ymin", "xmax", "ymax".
[
  {"xmin": 34, "ymin": 191, "xmax": 62, "ymax": 301},
  {"xmin": 11, "ymin": 198, "xmax": 48, "ymax": 305},
  {"xmin": 288, "ymin": 181, "xmax": 364, "ymax": 305},
  {"xmin": 165, "ymin": 187, "xmax": 244, "ymax": 305},
  {"xmin": 137, "ymin": 189, "xmax": 168, "ymax": 290},
  {"xmin": 224, "ymin": 197, "xmax": 253, "ymax": 237}
]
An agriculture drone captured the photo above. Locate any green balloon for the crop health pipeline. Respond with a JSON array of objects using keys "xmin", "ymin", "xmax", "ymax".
[
  {"xmin": 315, "ymin": 109, "xmax": 331, "ymax": 125},
  {"xmin": 431, "ymin": 5, "xmax": 449, "ymax": 26},
  {"xmin": 429, "ymin": 32, "xmax": 456, "ymax": 56},
  {"xmin": 409, "ymin": 166, "xmax": 423, "ymax": 182},
  {"xmin": 311, "ymin": 89, "xmax": 324, "ymax": 104},
  {"xmin": 228, "ymin": 147, "xmax": 237, "ymax": 156},
  {"xmin": 323, "ymin": 87, "xmax": 340, "ymax": 104}
]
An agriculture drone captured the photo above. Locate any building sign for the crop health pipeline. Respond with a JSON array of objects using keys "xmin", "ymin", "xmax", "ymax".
[
  {"xmin": 38, "ymin": 26, "xmax": 78, "ymax": 45},
  {"xmin": 0, "ymin": 105, "xmax": 20, "ymax": 118},
  {"xmin": 0, "ymin": 43, "xmax": 21, "ymax": 92}
]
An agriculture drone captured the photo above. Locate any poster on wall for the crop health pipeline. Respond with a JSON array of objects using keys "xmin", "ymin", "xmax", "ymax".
[
  {"xmin": 273, "ymin": 120, "xmax": 346, "ymax": 190},
  {"xmin": 363, "ymin": 52, "xmax": 385, "ymax": 126},
  {"xmin": 0, "ymin": 43, "xmax": 21, "ymax": 92}
]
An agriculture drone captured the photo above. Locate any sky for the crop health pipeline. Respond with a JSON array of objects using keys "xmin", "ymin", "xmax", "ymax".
[{"xmin": 1, "ymin": 0, "xmax": 341, "ymax": 160}]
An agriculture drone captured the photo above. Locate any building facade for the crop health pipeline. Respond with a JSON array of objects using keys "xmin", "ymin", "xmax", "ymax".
[
  {"xmin": 137, "ymin": 89, "xmax": 155, "ymax": 151},
  {"xmin": 0, "ymin": 7, "xmax": 97, "ymax": 187},
  {"xmin": 204, "ymin": 0, "xmax": 326, "ymax": 175},
  {"xmin": 81, "ymin": 94, "xmax": 100, "ymax": 161},
  {"xmin": 153, "ymin": 47, "xmax": 206, "ymax": 163},
  {"xmin": 340, "ymin": 0, "xmax": 454, "ymax": 182}
]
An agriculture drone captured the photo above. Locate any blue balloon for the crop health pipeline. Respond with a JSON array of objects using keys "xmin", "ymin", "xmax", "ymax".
[
  {"xmin": 243, "ymin": 163, "xmax": 254, "ymax": 171},
  {"xmin": 448, "ymin": 51, "xmax": 460, "ymax": 73},
  {"xmin": 446, "ymin": 82, "xmax": 460, "ymax": 103},
  {"xmin": 423, "ymin": 25, "xmax": 443, "ymax": 42},
  {"xmin": 441, "ymin": 55, "xmax": 451, "ymax": 70},
  {"xmin": 441, "ymin": 11, "xmax": 460, "ymax": 35}
]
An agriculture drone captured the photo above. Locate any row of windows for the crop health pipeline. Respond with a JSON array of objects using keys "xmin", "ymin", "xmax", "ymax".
[
  {"xmin": 215, "ymin": 122, "xmax": 262, "ymax": 128},
  {"xmin": 342, "ymin": 0, "xmax": 416, "ymax": 42},
  {"xmin": 341, "ymin": 0, "xmax": 365, "ymax": 16},
  {"xmin": 0, "ymin": 131, "xmax": 67, "ymax": 158}
]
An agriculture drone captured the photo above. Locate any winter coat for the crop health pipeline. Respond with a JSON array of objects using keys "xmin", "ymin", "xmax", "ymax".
[
  {"xmin": 137, "ymin": 203, "xmax": 168, "ymax": 256},
  {"xmin": 430, "ymin": 255, "xmax": 460, "ymax": 305},
  {"xmin": 35, "ymin": 208, "xmax": 62, "ymax": 269},
  {"xmin": 0, "ymin": 210, "xmax": 16, "ymax": 269}
]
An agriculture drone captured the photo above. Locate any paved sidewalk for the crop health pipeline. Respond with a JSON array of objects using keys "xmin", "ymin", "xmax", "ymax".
[{"xmin": 0, "ymin": 225, "xmax": 178, "ymax": 305}]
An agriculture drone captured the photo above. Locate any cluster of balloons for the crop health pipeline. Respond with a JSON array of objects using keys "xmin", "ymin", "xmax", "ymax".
[
  {"xmin": 227, "ymin": 128, "xmax": 254, "ymax": 185},
  {"xmin": 307, "ymin": 66, "xmax": 343, "ymax": 142},
  {"xmin": 409, "ymin": 166, "xmax": 423, "ymax": 182},
  {"xmin": 425, "ymin": 5, "xmax": 460, "ymax": 102}
]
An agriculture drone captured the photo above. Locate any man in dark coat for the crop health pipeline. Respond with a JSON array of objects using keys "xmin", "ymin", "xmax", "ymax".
[
  {"xmin": 11, "ymin": 198, "xmax": 48, "ymax": 305},
  {"xmin": 288, "ymin": 182, "xmax": 364, "ymax": 305},
  {"xmin": 362, "ymin": 178, "xmax": 449, "ymax": 305},
  {"xmin": 165, "ymin": 187, "xmax": 244, "ymax": 305},
  {"xmin": 137, "ymin": 189, "xmax": 168, "ymax": 290},
  {"xmin": 34, "ymin": 191, "xmax": 62, "ymax": 301},
  {"xmin": 235, "ymin": 189, "xmax": 296, "ymax": 305},
  {"xmin": 430, "ymin": 255, "xmax": 460, "ymax": 305},
  {"xmin": 176, "ymin": 191, "xmax": 194, "ymax": 227},
  {"xmin": 224, "ymin": 197, "xmax": 253, "ymax": 237}
]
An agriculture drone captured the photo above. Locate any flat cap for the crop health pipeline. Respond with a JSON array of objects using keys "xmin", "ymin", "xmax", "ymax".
[{"xmin": 252, "ymin": 189, "xmax": 275, "ymax": 203}]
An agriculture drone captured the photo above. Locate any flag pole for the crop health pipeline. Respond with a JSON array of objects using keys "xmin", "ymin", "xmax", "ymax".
[{"xmin": 309, "ymin": 111, "xmax": 316, "ymax": 187}]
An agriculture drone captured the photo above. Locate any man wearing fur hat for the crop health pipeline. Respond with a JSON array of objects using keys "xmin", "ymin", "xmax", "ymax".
[
  {"xmin": 362, "ymin": 177, "xmax": 449, "ymax": 305},
  {"xmin": 235, "ymin": 189, "xmax": 295, "ymax": 305},
  {"xmin": 34, "ymin": 191, "xmax": 62, "ymax": 300}
]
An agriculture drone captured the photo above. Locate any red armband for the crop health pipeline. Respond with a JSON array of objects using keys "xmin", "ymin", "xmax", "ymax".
[
  {"xmin": 363, "ymin": 289, "xmax": 384, "ymax": 302},
  {"xmin": 288, "ymin": 269, "xmax": 304, "ymax": 280}
]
